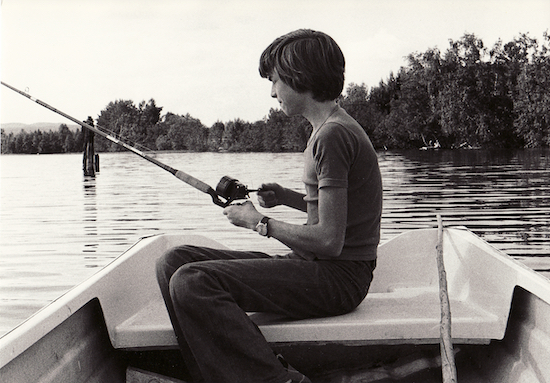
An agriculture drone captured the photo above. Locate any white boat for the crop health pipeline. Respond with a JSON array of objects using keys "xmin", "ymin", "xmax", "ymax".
[{"xmin": 1, "ymin": 227, "xmax": 549, "ymax": 382}]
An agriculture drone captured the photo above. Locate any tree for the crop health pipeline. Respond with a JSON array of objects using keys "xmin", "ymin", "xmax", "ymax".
[
  {"xmin": 222, "ymin": 119, "xmax": 248, "ymax": 151},
  {"xmin": 138, "ymin": 99, "xmax": 163, "ymax": 148},
  {"xmin": 340, "ymin": 83, "xmax": 384, "ymax": 143},
  {"xmin": 207, "ymin": 121, "xmax": 225, "ymax": 151},
  {"xmin": 58, "ymin": 124, "xmax": 75, "ymax": 152},
  {"xmin": 262, "ymin": 109, "xmax": 285, "ymax": 151},
  {"xmin": 161, "ymin": 112, "xmax": 207, "ymax": 151},
  {"xmin": 514, "ymin": 32, "xmax": 550, "ymax": 147},
  {"xmin": 431, "ymin": 33, "xmax": 523, "ymax": 148},
  {"xmin": 95, "ymin": 98, "xmax": 164, "ymax": 151},
  {"xmin": 96, "ymin": 100, "xmax": 140, "ymax": 151},
  {"xmin": 0, "ymin": 129, "xmax": 15, "ymax": 153}
]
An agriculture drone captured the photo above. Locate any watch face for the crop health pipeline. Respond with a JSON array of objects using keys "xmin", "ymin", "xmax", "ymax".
[
  {"xmin": 257, "ymin": 223, "xmax": 268, "ymax": 236},
  {"xmin": 256, "ymin": 217, "xmax": 269, "ymax": 236}
]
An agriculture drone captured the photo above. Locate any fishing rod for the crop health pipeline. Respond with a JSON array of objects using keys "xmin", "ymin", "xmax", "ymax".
[{"xmin": 1, "ymin": 81, "xmax": 258, "ymax": 207}]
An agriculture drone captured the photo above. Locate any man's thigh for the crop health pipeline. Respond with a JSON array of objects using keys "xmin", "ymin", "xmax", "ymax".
[{"xmin": 181, "ymin": 256, "xmax": 359, "ymax": 319}]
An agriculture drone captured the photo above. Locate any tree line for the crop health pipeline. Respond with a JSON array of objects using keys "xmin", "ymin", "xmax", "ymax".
[
  {"xmin": 356, "ymin": 31, "xmax": 550, "ymax": 149},
  {"xmin": 2, "ymin": 32, "xmax": 549, "ymax": 154}
]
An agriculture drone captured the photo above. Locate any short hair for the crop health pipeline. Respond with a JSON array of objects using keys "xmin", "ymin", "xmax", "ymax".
[{"xmin": 259, "ymin": 29, "xmax": 345, "ymax": 102}]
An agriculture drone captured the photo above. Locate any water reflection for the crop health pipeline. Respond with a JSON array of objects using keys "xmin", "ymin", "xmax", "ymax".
[
  {"xmin": 83, "ymin": 175, "xmax": 98, "ymax": 253},
  {"xmin": 379, "ymin": 149, "xmax": 550, "ymax": 264}
]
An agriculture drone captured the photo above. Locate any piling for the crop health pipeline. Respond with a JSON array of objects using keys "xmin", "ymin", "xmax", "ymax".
[{"xmin": 83, "ymin": 117, "xmax": 99, "ymax": 176}]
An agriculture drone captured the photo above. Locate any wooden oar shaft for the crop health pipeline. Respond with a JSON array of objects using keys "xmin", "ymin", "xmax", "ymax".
[
  {"xmin": 1, "ymin": 81, "xmax": 220, "ymax": 202},
  {"xmin": 436, "ymin": 214, "xmax": 458, "ymax": 382}
]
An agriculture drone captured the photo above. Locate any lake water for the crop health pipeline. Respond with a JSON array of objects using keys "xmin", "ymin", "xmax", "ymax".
[{"xmin": 1, "ymin": 149, "xmax": 549, "ymax": 336}]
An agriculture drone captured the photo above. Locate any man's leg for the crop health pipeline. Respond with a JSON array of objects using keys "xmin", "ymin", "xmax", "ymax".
[{"xmin": 156, "ymin": 245, "xmax": 374, "ymax": 383}]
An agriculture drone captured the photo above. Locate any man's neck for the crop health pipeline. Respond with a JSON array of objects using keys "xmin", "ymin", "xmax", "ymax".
[{"xmin": 303, "ymin": 100, "xmax": 339, "ymax": 131}]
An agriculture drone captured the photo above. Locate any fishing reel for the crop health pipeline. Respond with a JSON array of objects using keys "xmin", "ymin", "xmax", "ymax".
[{"xmin": 213, "ymin": 176, "xmax": 259, "ymax": 207}]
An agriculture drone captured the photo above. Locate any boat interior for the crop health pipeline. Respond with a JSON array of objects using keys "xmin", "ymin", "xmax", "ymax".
[{"xmin": 1, "ymin": 228, "xmax": 549, "ymax": 382}]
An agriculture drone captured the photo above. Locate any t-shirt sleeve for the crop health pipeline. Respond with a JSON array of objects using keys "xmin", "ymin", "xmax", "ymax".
[{"xmin": 311, "ymin": 123, "xmax": 355, "ymax": 189}]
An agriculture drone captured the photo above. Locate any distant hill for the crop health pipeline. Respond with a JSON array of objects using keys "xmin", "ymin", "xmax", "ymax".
[{"xmin": 1, "ymin": 122, "xmax": 80, "ymax": 134}]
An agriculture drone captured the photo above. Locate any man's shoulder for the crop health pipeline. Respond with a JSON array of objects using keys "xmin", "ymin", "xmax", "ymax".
[{"xmin": 318, "ymin": 111, "xmax": 366, "ymax": 141}]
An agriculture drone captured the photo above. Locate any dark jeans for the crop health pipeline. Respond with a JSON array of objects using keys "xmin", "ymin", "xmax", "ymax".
[{"xmin": 156, "ymin": 245, "xmax": 375, "ymax": 383}]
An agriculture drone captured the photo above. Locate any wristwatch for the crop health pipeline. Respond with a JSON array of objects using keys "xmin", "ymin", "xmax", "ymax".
[{"xmin": 255, "ymin": 216, "xmax": 270, "ymax": 237}]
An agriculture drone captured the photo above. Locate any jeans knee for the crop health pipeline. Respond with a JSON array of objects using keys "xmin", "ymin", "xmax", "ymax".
[
  {"xmin": 155, "ymin": 251, "xmax": 172, "ymax": 285},
  {"xmin": 169, "ymin": 265, "xmax": 217, "ymax": 309},
  {"xmin": 156, "ymin": 246, "xmax": 195, "ymax": 282}
]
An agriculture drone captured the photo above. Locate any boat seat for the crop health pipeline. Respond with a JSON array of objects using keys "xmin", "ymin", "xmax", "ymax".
[
  {"xmin": 112, "ymin": 228, "xmax": 516, "ymax": 349},
  {"xmin": 113, "ymin": 285, "xmax": 499, "ymax": 349}
]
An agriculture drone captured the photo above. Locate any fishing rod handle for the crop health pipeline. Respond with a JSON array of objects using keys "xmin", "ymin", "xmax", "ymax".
[{"xmin": 175, "ymin": 170, "xmax": 216, "ymax": 194}]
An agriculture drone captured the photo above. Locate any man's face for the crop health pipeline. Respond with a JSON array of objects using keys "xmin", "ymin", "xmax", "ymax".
[{"xmin": 268, "ymin": 70, "xmax": 307, "ymax": 117}]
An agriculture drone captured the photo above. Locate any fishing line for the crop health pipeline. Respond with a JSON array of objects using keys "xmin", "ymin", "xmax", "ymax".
[{"xmin": 1, "ymin": 81, "xmax": 256, "ymax": 207}]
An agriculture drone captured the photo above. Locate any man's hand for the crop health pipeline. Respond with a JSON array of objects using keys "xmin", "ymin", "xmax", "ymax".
[
  {"xmin": 257, "ymin": 183, "xmax": 285, "ymax": 208},
  {"xmin": 223, "ymin": 201, "xmax": 263, "ymax": 230}
]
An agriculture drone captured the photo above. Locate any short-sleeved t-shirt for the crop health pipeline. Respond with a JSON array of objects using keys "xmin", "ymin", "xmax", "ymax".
[{"xmin": 295, "ymin": 107, "xmax": 382, "ymax": 261}]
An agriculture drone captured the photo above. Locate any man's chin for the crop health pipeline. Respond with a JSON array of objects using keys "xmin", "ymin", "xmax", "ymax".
[{"xmin": 280, "ymin": 107, "xmax": 294, "ymax": 117}]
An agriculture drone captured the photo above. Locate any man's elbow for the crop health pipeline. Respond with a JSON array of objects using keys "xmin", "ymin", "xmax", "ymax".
[{"xmin": 318, "ymin": 236, "xmax": 345, "ymax": 258}]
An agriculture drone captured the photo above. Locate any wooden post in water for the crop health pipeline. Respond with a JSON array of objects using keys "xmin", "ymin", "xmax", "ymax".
[{"xmin": 83, "ymin": 116, "xmax": 98, "ymax": 176}]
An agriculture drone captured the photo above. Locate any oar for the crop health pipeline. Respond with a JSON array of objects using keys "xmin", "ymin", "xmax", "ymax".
[
  {"xmin": 1, "ymin": 81, "xmax": 227, "ymax": 207},
  {"xmin": 436, "ymin": 214, "xmax": 458, "ymax": 382}
]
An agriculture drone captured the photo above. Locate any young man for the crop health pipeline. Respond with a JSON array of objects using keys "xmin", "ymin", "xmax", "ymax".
[{"xmin": 156, "ymin": 29, "xmax": 382, "ymax": 383}]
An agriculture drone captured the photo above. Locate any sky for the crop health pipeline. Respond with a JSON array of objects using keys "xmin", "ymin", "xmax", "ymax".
[{"xmin": 1, "ymin": 0, "xmax": 549, "ymax": 128}]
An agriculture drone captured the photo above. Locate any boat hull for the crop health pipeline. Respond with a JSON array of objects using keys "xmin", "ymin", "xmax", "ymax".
[{"xmin": 0, "ymin": 299, "xmax": 126, "ymax": 383}]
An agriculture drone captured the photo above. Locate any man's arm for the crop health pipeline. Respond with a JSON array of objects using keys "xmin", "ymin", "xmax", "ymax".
[
  {"xmin": 258, "ymin": 183, "xmax": 307, "ymax": 212},
  {"xmin": 268, "ymin": 186, "xmax": 346, "ymax": 258},
  {"xmin": 225, "ymin": 186, "xmax": 347, "ymax": 258}
]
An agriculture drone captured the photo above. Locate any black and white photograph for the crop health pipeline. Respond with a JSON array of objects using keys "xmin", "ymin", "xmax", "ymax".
[{"xmin": 1, "ymin": 1, "xmax": 549, "ymax": 382}]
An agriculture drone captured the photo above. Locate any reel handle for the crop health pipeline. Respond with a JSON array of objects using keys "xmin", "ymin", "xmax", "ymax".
[{"xmin": 215, "ymin": 176, "xmax": 260, "ymax": 206}]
